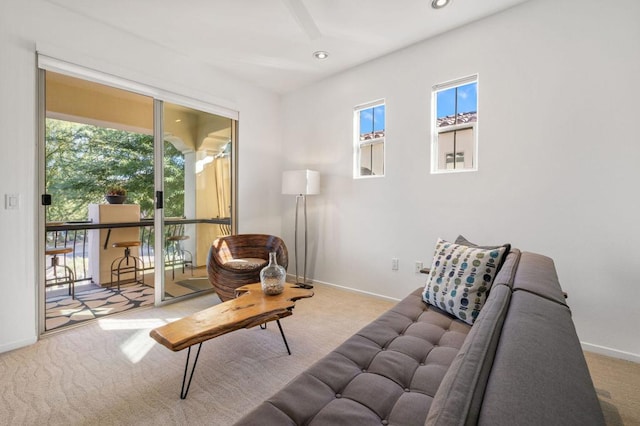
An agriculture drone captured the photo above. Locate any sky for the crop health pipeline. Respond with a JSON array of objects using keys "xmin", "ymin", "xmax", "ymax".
[
  {"xmin": 358, "ymin": 82, "xmax": 476, "ymax": 135},
  {"xmin": 359, "ymin": 105, "xmax": 385, "ymax": 134},
  {"xmin": 437, "ymin": 82, "xmax": 477, "ymax": 118}
]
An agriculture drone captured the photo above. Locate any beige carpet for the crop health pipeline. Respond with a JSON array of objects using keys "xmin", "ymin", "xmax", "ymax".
[
  {"xmin": 2, "ymin": 284, "xmax": 638, "ymax": 425},
  {"xmin": 1, "ymin": 284, "xmax": 394, "ymax": 425},
  {"xmin": 585, "ymin": 351, "xmax": 640, "ymax": 425}
]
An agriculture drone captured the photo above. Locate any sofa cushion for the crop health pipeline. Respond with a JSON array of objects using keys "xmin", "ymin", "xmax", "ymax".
[
  {"xmin": 235, "ymin": 288, "xmax": 471, "ymax": 426},
  {"xmin": 423, "ymin": 238, "xmax": 507, "ymax": 325},
  {"xmin": 223, "ymin": 257, "xmax": 267, "ymax": 271}
]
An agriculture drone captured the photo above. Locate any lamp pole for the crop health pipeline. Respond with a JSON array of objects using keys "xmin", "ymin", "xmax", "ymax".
[
  {"xmin": 282, "ymin": 169, "xmax": 319, "ymax": 290},
  {"xmin": 294, "ymin": 194, "xmax": 312, "ymax": 289}
]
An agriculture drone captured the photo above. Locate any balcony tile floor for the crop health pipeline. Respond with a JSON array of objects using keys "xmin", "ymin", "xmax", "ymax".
[{"xmin": 45, "ymin": 267, "xmax": 212, "ymax": 331}]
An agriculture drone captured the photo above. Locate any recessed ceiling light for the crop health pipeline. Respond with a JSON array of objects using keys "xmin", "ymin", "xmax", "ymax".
[
  {"xmin": 431, "ymin": 0, "xmax": 451, "ymax": 9},
  {"xmin": 313, "ymin": 51, "xmax": 329, "ymax": 60}
]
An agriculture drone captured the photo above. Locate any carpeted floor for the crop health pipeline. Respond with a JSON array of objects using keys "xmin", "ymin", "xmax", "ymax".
[
  {"xmin": 5, "ymin": 285, "xmax": 639, "ymax": 425},
  {"xmin": 585, "ymin": 351, "xmax": 640, "ymax": 425}
]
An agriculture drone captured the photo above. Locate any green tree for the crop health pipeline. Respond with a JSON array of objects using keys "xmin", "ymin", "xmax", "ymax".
[{"xmin": 45, "ymin": 119, "xmax": 185, "ymax": 221}]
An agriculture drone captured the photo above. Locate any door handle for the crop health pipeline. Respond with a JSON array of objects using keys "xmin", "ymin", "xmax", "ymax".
[{"xmin": 156, "ymin": 191, "xmax": 163, "ymax": 209}]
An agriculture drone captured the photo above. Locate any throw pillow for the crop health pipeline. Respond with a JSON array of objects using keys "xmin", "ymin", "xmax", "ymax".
[
  {"xmin": 455, "ymin": 234, "xmax": 511, "ymax": 271},
  {"xmin": 422, "ymin": 238, "xmax": 507, "ymax": 325}
]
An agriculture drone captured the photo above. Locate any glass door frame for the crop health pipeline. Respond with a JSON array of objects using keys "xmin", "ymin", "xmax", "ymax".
[{"xmin": 153, "ymin": 99, "xmax": 165, "ymax": 303}]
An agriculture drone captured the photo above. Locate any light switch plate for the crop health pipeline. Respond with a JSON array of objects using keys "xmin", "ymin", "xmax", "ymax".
[{"xmin": 5, "ymin": 194, "xmax": 19, "ymax": 210}]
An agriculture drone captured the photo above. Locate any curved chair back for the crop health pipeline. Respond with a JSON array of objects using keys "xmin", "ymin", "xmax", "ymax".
[{"xmin": 207, "ymin": 234, "xmax": 288, "ymax": 302}]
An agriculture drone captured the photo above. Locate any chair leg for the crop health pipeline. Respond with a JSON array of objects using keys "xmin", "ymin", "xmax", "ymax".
[
  {"xmin": 63, "ymin": 265, "xmax": 75, "ymax": 299},
  {"xmin": 111, "ymin": 248, "xmax": 145, "ymax": 291},
  {"xmin": 46, "ymin": 255, "xmax": 75, "ymax": 299}
]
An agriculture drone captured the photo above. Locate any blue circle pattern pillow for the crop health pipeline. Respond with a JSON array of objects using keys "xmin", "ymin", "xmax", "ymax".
[{"xmin": 422, "ymin": 238, "xmax": 507, "ymax": 325}]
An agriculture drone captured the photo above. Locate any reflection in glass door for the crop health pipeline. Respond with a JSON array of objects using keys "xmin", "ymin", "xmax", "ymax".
[{"xmin": 161, "ymin": 102, "xmax": 234, "ymax": 300}]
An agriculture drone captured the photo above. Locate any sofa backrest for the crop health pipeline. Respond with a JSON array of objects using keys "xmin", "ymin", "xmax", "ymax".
[
  {"xmin": 511, "ymin": 251, "xmax": 567, "ymax": 306},
  {"xmin": 425, "ymin": 250, "xmax": 521, "ymax": 425},
  {"xmin": 478, "ymin": 252, "xmax": 605, "ymax": 425}
]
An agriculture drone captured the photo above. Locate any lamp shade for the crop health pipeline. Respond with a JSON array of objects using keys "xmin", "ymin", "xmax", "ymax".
[{"xmin": 282, "ymin": 170, "xmax": 320, "ymax": 195}]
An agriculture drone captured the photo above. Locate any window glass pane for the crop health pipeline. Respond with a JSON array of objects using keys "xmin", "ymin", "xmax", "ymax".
[
  {"xmin": 437, "ymin": 130, "xmax": 455, "ymax": 170},
  {"xmin": 359, "ymin": 108, "xmax": 373, "ymax": 140},
  {"xmin": 437, "ymin": 128, "xmax": 474, "ymax": 170},
  {"xmin": 437, "ymin": 88, "xmax": 456, "ymax": 121},
  {"xmin": 455, "ymin": 127, "xmax": 474, "ymax": 168},
  {"xmin": 371, "ymin": 141, "xmax": 384, "ymax": 175},
  {"xmin": 359, "ymin": 105, "xmax": 386, "ymax": 140},
  {"xmin": 373, "ymin": 105, "xmax": 385, "ymax": 134},
  {"xmin": 456, "ymin": 83, "xmax": 477, "ymax": 114},
  {"xmin": 359, "ymin": 144, "xmax": 372, "ymax": 175},
  {"xmin": 358, "ymin": 142, "xmax": 384, "ymax": 176},
  {"xmin": 456, "ymin": 82, "xmax": 477, "ymax": 125},
  {"xmin": 436, "ymin": 82, "xmax": 477, "ymax": 126}
]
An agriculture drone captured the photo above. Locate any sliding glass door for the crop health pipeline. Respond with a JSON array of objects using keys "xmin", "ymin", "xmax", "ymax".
[{"xmin": 38, "ymin": 60, "xmax": 237, "ymax": 333}]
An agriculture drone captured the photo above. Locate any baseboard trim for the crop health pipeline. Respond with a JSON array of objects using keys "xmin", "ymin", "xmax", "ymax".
[
  {"xmin": 0, "ymin": 336, "xmax": 38, "ymax": 354},
  {"xmin": 581, "ymin": 342, "xmax": 640, "ymax": 363},
  {"xmin": 286, "ymin": 274, "xmax": 400, "ymax": 303}
]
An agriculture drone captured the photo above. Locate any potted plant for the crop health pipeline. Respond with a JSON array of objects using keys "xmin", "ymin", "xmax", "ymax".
[{"xmin": 105, "ymin": 184, "xmax": 127, "ymax": 204}]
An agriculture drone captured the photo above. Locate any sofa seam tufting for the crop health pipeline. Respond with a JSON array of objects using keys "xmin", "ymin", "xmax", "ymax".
[{"xmin": 512, "ymin": 287, "xmax": 570, "ymax": 310}]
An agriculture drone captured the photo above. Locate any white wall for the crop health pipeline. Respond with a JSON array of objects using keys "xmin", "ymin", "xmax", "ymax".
[
  {"xmin": 281, "ymin": 0, "xmax": 640, "ymax": 361},
  {"xmin": 0, "ymin": 0, "xmax": 282, "ymax": 353}
]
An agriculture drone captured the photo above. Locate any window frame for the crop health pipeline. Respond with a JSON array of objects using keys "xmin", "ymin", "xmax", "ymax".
[
  {"xmin": 353, "ymin": 99, "xmax": 386, "ymax": 179},
  {"xmin": 431, "ymin": 75, "xmax": 478, "ymax": 174}
]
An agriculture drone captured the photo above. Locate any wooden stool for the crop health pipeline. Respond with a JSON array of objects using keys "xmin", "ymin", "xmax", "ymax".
[
  {"xmin": 45, "ymin": 246, "xmax": 75, "ymax": 299},
  {"xmin": 110, "ymin": 241, "xmax": 145, "ymax": 290},
  {"xmin": 166, "ymin": 234, "xmax": 193, "ymax": 279}
]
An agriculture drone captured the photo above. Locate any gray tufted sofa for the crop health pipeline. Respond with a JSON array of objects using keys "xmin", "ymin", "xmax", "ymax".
[{"xmin": 234, "ymin": 250, "xmax": 605, "ymax": 425}]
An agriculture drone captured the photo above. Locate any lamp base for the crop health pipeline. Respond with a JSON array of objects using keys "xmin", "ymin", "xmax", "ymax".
[{"xmin": 294, "ymin": 282, "xmax": 314, "ymax": 289}]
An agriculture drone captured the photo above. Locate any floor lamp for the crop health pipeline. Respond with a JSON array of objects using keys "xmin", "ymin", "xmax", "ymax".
[{"xmin": 282, "ymin": 170, "xmax": 320, "ymax": 289}]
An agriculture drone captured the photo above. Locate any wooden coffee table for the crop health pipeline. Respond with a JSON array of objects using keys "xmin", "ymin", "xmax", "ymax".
[{"xmin": 150, "ymin": 283, "xmax": 313, "ymax": 398}]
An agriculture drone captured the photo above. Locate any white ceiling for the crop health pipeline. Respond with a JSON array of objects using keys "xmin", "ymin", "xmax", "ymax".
[{"xmin": 45, "ymin": 0, "xmax": 531, "ymax": 94}]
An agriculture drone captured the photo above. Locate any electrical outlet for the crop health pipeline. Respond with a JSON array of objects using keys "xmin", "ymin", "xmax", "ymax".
[
  {"xmin": 392, "ymin": 258, "xmax": 399, "ymax": 271},
  {"xmin": 415, "ymin": 261, "xmax": 423, "ymax": 273}
]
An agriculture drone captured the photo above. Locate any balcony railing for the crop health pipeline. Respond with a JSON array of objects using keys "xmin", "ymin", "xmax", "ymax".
[{"xmin": 45, "ymin": 218, "xmax": 230, "ymax": 286}]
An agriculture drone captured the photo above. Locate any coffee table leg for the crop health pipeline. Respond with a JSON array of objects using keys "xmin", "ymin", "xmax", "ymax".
[
  {"xmin": 180, "ymin": 343, "xmax": 203, "ymax": 399},
  {"xmin": 276, "ymin": 320, "xmax": 291, "ymax": 355}
]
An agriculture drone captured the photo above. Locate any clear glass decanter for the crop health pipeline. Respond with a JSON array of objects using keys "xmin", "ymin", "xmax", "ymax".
[{"xmin": 260, "ymin": 251, "xmax": 286, "ymax": 295}]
